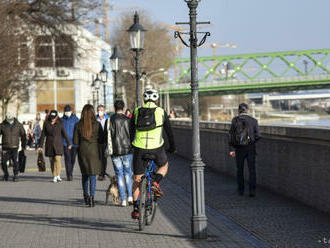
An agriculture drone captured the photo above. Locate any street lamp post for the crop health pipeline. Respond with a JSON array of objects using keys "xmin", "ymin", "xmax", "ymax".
[
  {"xmin": 127, "ymin": 12, "xmax": 146, "ymax": 107},
  {"xmin": 175, "ymin": 0, "xmax": 210, "ymax": 239},
  {"xmin": 110, "ymin": 46, "xmax": 120, "ymax": 100},
  {"xmin": 92, "ymin": 74, "xmax": 102, "ymax": 108},
  {"xmin": 99, "ymin": 64, "xmax": 108, "ymax": 108}
]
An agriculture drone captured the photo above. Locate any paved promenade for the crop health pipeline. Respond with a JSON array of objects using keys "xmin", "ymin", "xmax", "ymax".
[{"xmin": 0, "ymin": 151, "xmax": 329, "ymax": 248}]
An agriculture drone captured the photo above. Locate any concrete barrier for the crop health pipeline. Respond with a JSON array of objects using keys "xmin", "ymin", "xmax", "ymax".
[{"xmin": 171, "ymin": 120, "xmax": 330, "ymax": 213}]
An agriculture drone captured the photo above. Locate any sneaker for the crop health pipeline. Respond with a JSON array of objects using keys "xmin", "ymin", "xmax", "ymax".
[
  {"xmin": 13, "ymin": 176, "xmax": 19, "ymax": 182},
  {"xmin": 53, "ymin": 177, "xmax": 57, "ymax": 183},
  {"xmin": 151, "ymin": 182, "xmax": 164, "ymax": 196},
  {"xmin": 56, "ymin": 176, "xmax": 62, "ymax": 182},
  {"xmin": 131, "ymin": 210, "xmax": 139, "ymax": 219},
  {"xmin": 128, "ymin": 196, "xmax": 133, "ymax": 205},
  {"xmin": 121, "ymin": 200, "xmax": 127, "ymax": 207}
]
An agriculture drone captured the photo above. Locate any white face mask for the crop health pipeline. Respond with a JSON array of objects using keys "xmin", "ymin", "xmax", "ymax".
[
  {"xmin": 98, "ymin": 111, "xmax": 104, "ymax": 117},
  {"xmin": 65, "ymin": 111, "xmax": 72, "ymax": 117}
]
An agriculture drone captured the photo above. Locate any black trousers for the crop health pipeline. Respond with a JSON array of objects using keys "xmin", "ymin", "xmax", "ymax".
[
  {"xmin": 235, "ymin": 149, "xmax": 256, "ymax": 192},
  {"xmin": 99, "ymin": 144, "xmax": 108, "ymax": 176},
  {"xmin": 1, "ymin": 148, "xmax": 19, "ymax": 177},
  {"xmin": 63, "ymin": 146, "xmax": 77, "ymax": 177}
]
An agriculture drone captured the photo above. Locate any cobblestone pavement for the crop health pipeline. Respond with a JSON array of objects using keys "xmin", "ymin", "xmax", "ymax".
[
  {"xmin": 0, "ymin": 151, "xmax": 329, "ymax": 248},
  {"xmin": 0, "ymin": 151, "xmax": 264, "ymax": 248},
  {"xmin": 166, "ymin": 155, "xmax": 330, "ymax": 248}
]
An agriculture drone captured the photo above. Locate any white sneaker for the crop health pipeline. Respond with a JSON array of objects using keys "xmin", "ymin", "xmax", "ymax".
[
  {"xmin": 56, "ymin": 176, "xmax": 62, "ymax": 182},
  {"xmin": 121, "ymin": 200, "xmax": 127, "ymax": 207},
  {"xmin": 128, "ymin": 196, "xmax": 133, "ymax": 205},
  {"xmin": 53, "ymin": 177, "xmax": 57, "ymax": 183}
]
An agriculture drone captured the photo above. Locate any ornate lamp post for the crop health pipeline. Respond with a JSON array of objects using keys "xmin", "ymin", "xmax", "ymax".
[
  {"xmin": 175, "ymin": 0, "xmax": 210, "ymax": 239},
  {"xmin": 99, "ymin": 64, "xmax": 108, "ymax": 108},
  {"xmin": 127, "ymin": 12, "xmax": 147, "ymax": 107},
  {"xmin": 110, "ymin": 46, "xmax": 120, "ymax": 100},
  {"xmin": 92, "ymin": 74, "xmax": 102, "ymax": 107}
]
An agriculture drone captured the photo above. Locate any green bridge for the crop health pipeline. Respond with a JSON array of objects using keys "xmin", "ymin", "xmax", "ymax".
[{"xmin": 159, "ymin": 49, "xmax": 330, "ymax": 95}]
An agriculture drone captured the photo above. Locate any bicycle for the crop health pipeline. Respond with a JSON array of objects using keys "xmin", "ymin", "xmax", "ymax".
[{"xmin": 138, "ymin": 154, "xmax": 158, "ymax": 231}]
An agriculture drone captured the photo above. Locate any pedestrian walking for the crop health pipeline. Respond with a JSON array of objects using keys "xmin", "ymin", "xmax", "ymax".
[
  {"xmin": 32, "ymin": 113, "xmax": 44, "ymax": 150},
  {"xmin": 73, "ymin": 104, "xmax": 104, "ymax": 207},
  {"xmin": 0, "ymin": 112, "xmax": 26, "ymax": 181},
  {"xmin": 228, "ymin": 103, "xmax": 260, "ymax": 197},
  {"xmin": 38, "ymin": 110, "xmax": 71, "ymax": 183},
  {"xmin": 61, "ymin": 105, "xmax": 79, "ymax": 181},
  {"xmin": 96, "ymin": 104, "xmax": 109, "ymax": 181},
  {"xmin": 106, "ymin": 100, "xmax": 133, "ymax": 207}
]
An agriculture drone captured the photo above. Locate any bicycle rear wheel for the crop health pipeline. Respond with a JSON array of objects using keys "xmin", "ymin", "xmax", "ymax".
[
  {"xmin": 146, "ymin": 192, "xmax": 157, "ymax": 226},
  {"xmin": 138, "ymin": 177, "xmax": 147, "ymax": 231}
]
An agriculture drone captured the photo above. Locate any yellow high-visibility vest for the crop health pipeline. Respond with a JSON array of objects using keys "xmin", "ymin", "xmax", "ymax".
[{"xmin": 132, "ymin": 102, "xmax": 165, "ymax": 149}]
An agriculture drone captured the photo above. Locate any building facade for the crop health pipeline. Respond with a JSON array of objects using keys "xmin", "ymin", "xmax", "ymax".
[{"xmin": 17, "ymin": 26, "xmax": 113, "ymax": 119}]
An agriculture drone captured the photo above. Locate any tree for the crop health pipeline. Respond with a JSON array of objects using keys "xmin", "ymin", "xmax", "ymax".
[
  {"xmin": 111, "ymin": 12, "xmax": 176, "ymax": 109},
  {"xmin": 0, "ymin": 0, "xmax": 99, "ymax": 119}
]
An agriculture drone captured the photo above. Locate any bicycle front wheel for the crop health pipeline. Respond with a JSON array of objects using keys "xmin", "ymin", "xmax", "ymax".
[{"xmin": 138, "ymin": 177, "xmax": 147, "ymax": 231}]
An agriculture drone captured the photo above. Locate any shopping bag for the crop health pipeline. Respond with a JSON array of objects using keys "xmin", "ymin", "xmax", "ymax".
[
  {"xmin": 37, "ymin": 151, "xmax": 46, "ymax": 172},
  {"xmin": 18, "ymin": 150, "xmax": 26, "ymax": 173}
]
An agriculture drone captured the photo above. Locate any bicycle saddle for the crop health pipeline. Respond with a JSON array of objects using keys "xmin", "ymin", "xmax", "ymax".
[{"xmin": 142, "ymin": 153, "xmax": 156, "ymax": 161}]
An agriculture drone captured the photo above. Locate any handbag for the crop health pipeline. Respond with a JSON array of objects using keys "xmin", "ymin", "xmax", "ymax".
[
  {"xmin": 37, "ymin": 151, "xmax": 46, "ymax": 172},
  {"xmin": 18, "ymin": 150, "xmax": 26, "ymax": 173}
]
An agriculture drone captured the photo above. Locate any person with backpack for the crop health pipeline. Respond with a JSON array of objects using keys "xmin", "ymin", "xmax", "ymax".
[
  {"xmin": 229, "ymin": 103, "xmax": 260, "ymax": 197},
  {"xmin": 130, "ymin": 88, "xmax": 176, "ymax": 219}
]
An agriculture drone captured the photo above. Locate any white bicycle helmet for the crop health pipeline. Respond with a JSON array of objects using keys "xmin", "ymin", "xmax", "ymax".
[{"xmin": 143, "ymin": 89, "xmax": 159, "ymax": 102}]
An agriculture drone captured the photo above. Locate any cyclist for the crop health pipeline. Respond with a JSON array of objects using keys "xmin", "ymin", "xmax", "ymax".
[{"xmin": 130, "ymin": 88, "xmax": 176, "ymax": 219}]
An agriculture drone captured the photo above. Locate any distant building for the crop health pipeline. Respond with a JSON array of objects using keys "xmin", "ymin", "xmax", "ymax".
[{"xmin": 7, "ymin": 25, "xmax": 113, "ymax": 120}]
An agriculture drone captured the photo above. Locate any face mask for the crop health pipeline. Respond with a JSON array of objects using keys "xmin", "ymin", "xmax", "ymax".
[
  {"xmin": 65, "ymin": 111, "xmax": 72, "ymax": 117},
  {"xmin": 98, "ymin": 111, "xmax": 104, "ymax": 117},
  {"xmin": 7, "ymin": 118, "xmax": 14, "ymax": 124}
]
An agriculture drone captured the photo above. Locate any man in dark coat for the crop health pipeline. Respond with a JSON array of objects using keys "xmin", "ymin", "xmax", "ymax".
[
  {"xmin": 62, "ymin": 105, "xmax": 79, "ymax": 181},
  {"xmin": 38, "ymin": 110, "xmax": 71, "ymax": 183},
  {"xmin": 229, "ymin": 103, "xmax": 260, "ymax": 197},
  {"xmin": 0, "ymin": 112, "xmax": 26, "ymax": 181}
]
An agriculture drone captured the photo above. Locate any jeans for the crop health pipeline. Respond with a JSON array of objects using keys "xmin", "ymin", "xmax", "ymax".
[
  {"xmin": 82, "ymin": 175, "xmax": 96, "ymax": 196},
  {"xmin": 112, "ymin": 154, "xmax": 133, "ymax": 201},
  {"xmin": 1, "ymin": 148, "xmax": 19, "ymax": 177},
  {"xmin": 235, "ymin": 150, "xmax": 256, "ymax": 193},
  {"xmin": 63, "ymin": 146, "xmax": 77, "ymax": 177}
]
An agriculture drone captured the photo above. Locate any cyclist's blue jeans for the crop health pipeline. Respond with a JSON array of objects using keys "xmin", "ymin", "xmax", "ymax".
[
  {"xmin": 112, "ymin": 154, "xmax": 133, "ymax": 201},
  {"xmin": 82, "ymin": 175, "xmax": 96, "ymax": 196}
]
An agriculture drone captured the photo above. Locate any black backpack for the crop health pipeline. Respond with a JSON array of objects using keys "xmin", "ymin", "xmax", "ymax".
[
  {"xmin": 136, "ymin": 107, "xmax": 161, "ymax": 131},
  {"xmin": 230, "ymin": 116, "xmax": 251, "ymax": 146}
]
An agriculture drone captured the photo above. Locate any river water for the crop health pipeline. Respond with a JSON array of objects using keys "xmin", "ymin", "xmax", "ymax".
[{"xmin": 269, "ymin": 117, "xmax": 330, "ymax": 127}]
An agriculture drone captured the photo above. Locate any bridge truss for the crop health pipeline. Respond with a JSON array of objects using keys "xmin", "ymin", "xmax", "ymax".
[{"xmin": 160, "ymin": 49, "xmax": 330, "ymax": 95}]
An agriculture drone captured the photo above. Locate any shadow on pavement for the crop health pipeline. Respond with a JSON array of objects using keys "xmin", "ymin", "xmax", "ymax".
[{"xmin": 0, "ymin": 212, "xmax": 189, "ymax": 239}]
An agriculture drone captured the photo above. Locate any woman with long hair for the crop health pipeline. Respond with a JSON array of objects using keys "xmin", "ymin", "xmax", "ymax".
[{"xmin": 73, "ymin": 104, "xmax": 104, "ymax": 207}]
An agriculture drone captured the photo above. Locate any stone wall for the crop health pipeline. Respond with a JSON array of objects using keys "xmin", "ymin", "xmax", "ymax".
[{"xmin": 171, "ymin": 120, "xmax": 330, "ymax": 213}]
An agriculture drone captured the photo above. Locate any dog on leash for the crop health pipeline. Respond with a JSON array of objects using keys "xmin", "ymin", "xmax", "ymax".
[{"xmin": 105, "ymin": 174, "xmax": 120, "ymax": 205}]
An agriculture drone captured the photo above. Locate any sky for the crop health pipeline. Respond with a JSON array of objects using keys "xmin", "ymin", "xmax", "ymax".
[{"xmin": 106, "ymin": 0, "xmax": 330, "ymax": 58}]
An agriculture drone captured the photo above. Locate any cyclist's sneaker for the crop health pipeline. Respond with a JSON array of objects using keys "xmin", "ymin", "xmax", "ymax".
[
  {"xmin": 131, "ymin": 210, "xmax": 139, "ymax": 219},
  {"xmin": 151, "ymin": 182, "xmax": 164, "ymax": 196}
]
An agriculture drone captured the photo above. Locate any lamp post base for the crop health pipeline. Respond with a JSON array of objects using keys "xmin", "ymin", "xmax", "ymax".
[{"xmin": 191, "ymin": 216, "xmax": 208, "ymax": 239}]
